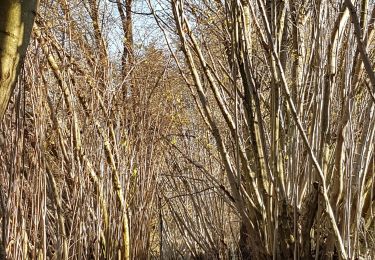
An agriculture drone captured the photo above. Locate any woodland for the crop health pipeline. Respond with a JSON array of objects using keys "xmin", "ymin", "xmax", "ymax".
[{"xmin": 0, "ymin": 0, "xmax": 374, "ymax": 259}]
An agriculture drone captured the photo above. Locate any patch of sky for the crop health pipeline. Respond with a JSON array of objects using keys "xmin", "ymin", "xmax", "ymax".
[{"xmin": 102, "ymin": 0, "xmax": 172, "ymax": 61}]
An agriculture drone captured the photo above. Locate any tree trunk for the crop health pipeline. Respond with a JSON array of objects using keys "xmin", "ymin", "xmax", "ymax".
[
  {"xmin": 239, "ymin": 222, "xmax": 252, "ymax": 259},
  {"xmin": 0, "ymin": 0, "xmax": 38, "ymax": 120}
]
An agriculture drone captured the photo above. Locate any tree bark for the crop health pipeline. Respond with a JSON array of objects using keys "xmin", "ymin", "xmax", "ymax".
[
  {"xmin": 0, "ymin": 0, "xmax": 38, "ymax": 120},
  {"xmin": 117, "ymin": 0, "xmax": 133, "ymax": 76}
]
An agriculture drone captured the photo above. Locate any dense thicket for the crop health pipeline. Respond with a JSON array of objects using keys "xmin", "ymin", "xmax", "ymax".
[{"xmin": 0, "ymin": 0, "xmax": 374, "ymax": 259}]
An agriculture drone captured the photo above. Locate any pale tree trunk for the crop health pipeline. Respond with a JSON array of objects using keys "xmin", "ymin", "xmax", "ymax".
[{"xmin": 0, "ymin": 0, "xmax": 38, "ymax": 120}]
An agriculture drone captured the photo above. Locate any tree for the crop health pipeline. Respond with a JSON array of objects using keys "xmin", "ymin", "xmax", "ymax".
[
  {"xmin": 154, "ymin": 0, "xmax": 375, "ymax": 258},
  {"xmin": 0, "ymin": 0, "xmax": 374, "ymax": 259},
  {"xmin": 0, "ymin": 0, "xmax": 39, "ymax": 119}
]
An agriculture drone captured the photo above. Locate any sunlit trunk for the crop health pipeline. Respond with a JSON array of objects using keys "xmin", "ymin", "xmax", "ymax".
[{"xmin": 0, "ymin": 0, "xmax": 38, "ymax": 119}]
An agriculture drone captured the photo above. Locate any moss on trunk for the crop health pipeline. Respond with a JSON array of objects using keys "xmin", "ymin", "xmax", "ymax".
[{"xmin": 0, "ymin": 0, "xmax": 38, "ymax": 119}]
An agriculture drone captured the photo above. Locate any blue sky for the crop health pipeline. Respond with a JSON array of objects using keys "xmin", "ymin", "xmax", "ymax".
[{"xmin": 103, "ymin": 0, "xmax": 165, "ymax": 59}]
